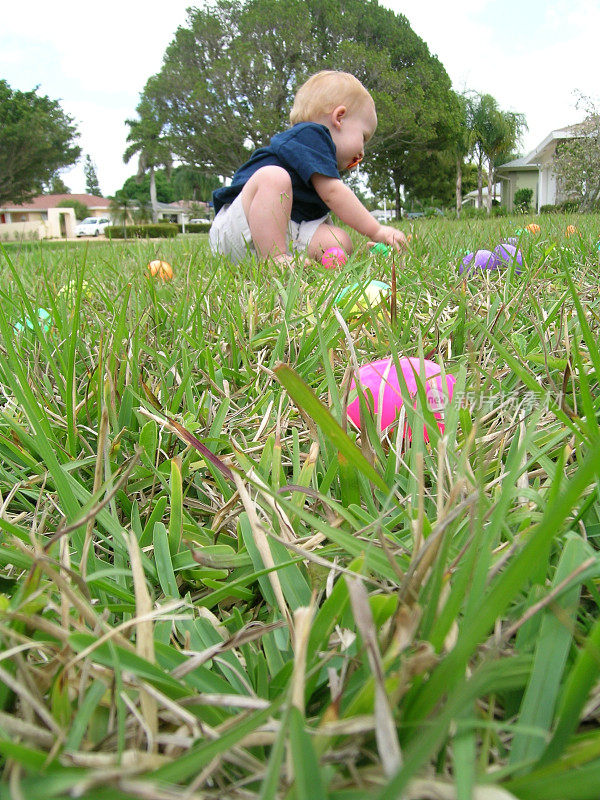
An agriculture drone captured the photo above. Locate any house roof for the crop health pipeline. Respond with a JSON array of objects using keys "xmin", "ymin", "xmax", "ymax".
[
  {"xmin": 463, "ymin": 183, "xmax": 501, "ymax": 200},
  {"xmin": 499, "ymin": 122, "xmax": 589, "ymax": 171},
  {"xmin": 2, "ymin": 194, "xmax": 111, "ymax": 211}
]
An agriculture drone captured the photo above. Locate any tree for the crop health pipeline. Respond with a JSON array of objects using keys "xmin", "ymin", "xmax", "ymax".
[
  {"xmin": 124, "ymin": 83, "xmax": 172, "ymax": 223},
  {"xmin": 470, "ymin": 93, "xmax": 526, "ymax": 214},
  {"xmin": 120, "ymin": 170, "xmax": 175, "ymax": 205},
  {"xmin": 57, "ymin": 198, "xmax": 89, "ymax": 220},
  {"xmin": 552, "ymin": 94, "xmax": 600, "ymax": 212},
  {"xmin": 48, "ymin": 173, "xmax": 70, "ymax": 194},
  {"xmin": 171, "ymin": 166, "xmax": 221, "ymax": 202},
  {"xmin": 147, "ymin": 0, "xmax": 459, "ymax": 214},
  {"xmin": 109, "ymin": 192, "xmax": 137, "ymax": 238},
  {"xmin": 84, "ymin": 155, "xmax": 102, "ymax": 196},
  {"xmin": 449, "ymin": 93, "xmax": 476, "ymax": 218},
  {"xmin": 0, "ymin": 80, "xmax": 80, "ymax": 205},
  {"xmin": 147, "ymin": 0, "xmax": 317, "ymax": 176}
]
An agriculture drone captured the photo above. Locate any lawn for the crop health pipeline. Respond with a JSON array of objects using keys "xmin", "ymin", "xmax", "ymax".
[{"xmin": 1, "ymin": 215, "xmax": 600, "ymax": 799}]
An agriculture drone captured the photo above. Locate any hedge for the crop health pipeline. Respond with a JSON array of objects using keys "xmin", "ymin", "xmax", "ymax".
[
  {"xmin": 178, "ymin": 222, "xmax": 211, "ymax": 233},
  {"xmin": 105, "ymin": 224, "xmax": 178, "ymax": 239}
]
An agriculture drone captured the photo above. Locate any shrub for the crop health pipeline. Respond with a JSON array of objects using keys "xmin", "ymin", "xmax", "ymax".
[
  {"xmin": 491, "ymin": 205, "xmax": 508, "ymax": 217},
  {"xmin": 105, "ymin": 224, "xmax": 178, "ymax": 239},
  {"xmin": 540, "ymin": 204, "xmax": 559, "ymax": 214},
  {"xmin": 460, "ymin": 206, "xmax": 487, "ymax": 219},
  {"xmin": 513, "ymin": 188, "xmax": 533, "ymax": 212},
  {"xmin": 558, "ymin": 200, "xmax": 580, "ymax": 213},
  {"xmin": 179, "ymin": 222, "xmax": 211, "ymax": 233}
]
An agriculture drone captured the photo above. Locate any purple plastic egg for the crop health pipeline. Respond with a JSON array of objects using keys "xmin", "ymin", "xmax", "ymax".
[
  {"xmin": 503, "ymin": 237, "xmax": 519, "ymax": 247},
  {"xmin": 459, "ymin": 249, "xmax": 497, "ymax": 274},
  {"xmin": 493, "ymin": 243, "xmax": 523, "ymax": 273}
]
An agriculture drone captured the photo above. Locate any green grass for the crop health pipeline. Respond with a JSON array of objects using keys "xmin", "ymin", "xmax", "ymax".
[{"xmin": 1, "ymin": 215, "xmax": 600, "ymax": 798}]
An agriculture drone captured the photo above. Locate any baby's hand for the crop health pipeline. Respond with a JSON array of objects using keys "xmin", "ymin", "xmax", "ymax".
[{"xmin": 369, "ymin": 225, "xmax": 409, "ymax": 251}]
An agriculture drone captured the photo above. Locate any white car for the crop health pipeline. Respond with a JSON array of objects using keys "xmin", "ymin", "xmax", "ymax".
[{"xmin": 75, "ymin": 217, "xmax": 110, "ymax": 237}]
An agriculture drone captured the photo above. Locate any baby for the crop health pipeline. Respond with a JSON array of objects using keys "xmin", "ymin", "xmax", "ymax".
[{"xmin": 209, "ymin": 70, "xmax": 407, "ymax": 264}]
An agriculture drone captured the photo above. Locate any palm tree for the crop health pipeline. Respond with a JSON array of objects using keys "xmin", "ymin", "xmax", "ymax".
[
  {"xmin": 452, "ymin": 93, "xmax": 476, "ymax": 218},
  {"xmin": 471, "ymin": 93, "xmax": 526, "ymax": 214},
  {"xmin": 124, "ymin": 84, "xmax": 171, "ymax": 224},
  {"xmin": 109, "ymin": 192, "xmax": 136, "ymax": 238}
]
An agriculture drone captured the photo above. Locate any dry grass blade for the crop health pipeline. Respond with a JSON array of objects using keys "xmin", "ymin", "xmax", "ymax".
[
  {"xmin": 403, "ymin": 780, "xmax": 519, "ymax": 800},
  {"xmin": 347, "ymin": 576, "xmax": 402, "ymax": 776},
  {"xmin": 0, "ymin": 710, "xmax": 56, "ymax": 748},
  {"xmin": 172, "ymin": 620, "xmax": 283, "ymax": 679},
  {"xmin": 64, "ymin": 598, "xmax": 186, "ymax": 671},
  {"xmin": 0, "ymin": 662, "xmax": 63, "ymax": 737},
  {"xmin": 44, "ymin": 445, "xmax": 142, "ymax": 549},
  {"xmin": 291, "ymin": 601, "xmax": 316, "ymax": 713},
  {"xmin": 127, "ymin": 529, "xmax": 158, "ymax": 750},
  {"xmin": 232, "ymin": 470, "xmax": 293, "ymax": 631}
]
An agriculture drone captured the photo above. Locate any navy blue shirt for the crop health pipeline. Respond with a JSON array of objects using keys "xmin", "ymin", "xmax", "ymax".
[{"xmin": 212, "ymin": 123, "xmax": 340, "ymax": 223}]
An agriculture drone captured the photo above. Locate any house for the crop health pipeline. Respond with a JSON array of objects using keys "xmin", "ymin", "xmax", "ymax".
[
  {"xmin": 462, "ymin": 183, "xmax": 502, "ymax": 209},
  {"xmin": 497, "ymin": 123, "xmax": 587, "ymax": 212},
  {"xmin": 0, "ymin": 194, "xmax": 112, "ymax": 240},
  {"xmin": 155, "ymin": 200, "xmax": 211, "ymax": 224}
]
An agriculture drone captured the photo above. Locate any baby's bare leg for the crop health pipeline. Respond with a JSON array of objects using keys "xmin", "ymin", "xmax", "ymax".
[
  {"xmin": 307, "ymin": 223, "xmax": 353, "ymax": 261},
  {"xmin": 240, "ymin": 166, "xmax": 292, "ymax": 260}
]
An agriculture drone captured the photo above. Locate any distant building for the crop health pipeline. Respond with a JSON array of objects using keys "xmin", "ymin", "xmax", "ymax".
[
  {"xmin": 0, "ymin": 194, "xmax": 111, "ymax": 240},
  {"xmin": 0, "ymin": 194, "xmax": 214, "ymax": 240},
  {"xmin": 497, "ymin": 123, "xmax": 590, "ymax": 212},
  {"xmin": 461, "ymin": 183, "xmax": 502, "ymax": 209}
]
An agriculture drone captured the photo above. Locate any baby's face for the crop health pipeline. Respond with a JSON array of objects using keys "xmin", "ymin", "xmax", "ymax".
[{"xmin": 330, "ymin": 103, "xmax": 377, "ymax": 171}]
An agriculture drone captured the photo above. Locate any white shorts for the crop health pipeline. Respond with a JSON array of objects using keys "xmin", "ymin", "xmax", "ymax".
[{"xmin": 208, "ymin": 192, "xmax": 331, "ymax": 263}]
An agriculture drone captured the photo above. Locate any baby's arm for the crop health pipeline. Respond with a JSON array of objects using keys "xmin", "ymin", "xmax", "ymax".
[{"xmin": 312, "ymin": 174, "xmax": 408, "ymax": 251}]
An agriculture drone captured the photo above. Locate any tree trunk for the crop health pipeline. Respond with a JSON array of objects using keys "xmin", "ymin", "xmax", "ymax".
[
  {"xmin": 477, "ymin": 153, "xmax": 483, "ymax": 209},
  {"xmin": 394, "ymin": 177, "xmax": 402, "ymax": 220},
  {"xmin": 455, "ymin": 156, "xmax": 462, "ymax": 219},
  {"xmin": 486, "ymin": 161, "xmax": 493, "ymax": 215},
  {"xmin": 150, "ymin": 168, "xmax": 159, "ymax": 224}
]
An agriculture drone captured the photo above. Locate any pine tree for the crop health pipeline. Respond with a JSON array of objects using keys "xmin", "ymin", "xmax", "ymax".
[{"xmin": 84, "ymin": 155, "xmax": 102, "ymax": 196}]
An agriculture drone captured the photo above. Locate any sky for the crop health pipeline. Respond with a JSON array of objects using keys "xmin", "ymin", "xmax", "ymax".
[{"xmin": 2, "ymin": 0, "xmax": 599, "ymax": 197}]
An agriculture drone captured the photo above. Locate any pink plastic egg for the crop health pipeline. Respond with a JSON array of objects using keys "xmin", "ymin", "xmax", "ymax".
[
  {"xmin": 321, "ymin": 246, "xmax": 347, "ymax": 269},
  {"xmin": 347, "ymin": 356, "xmax": 456, "ymax": 440}
]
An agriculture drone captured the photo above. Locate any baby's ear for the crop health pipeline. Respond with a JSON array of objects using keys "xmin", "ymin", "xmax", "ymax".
[{"xmin": 331, "ymin": 105, "xmax": 347, "ymax": 128}]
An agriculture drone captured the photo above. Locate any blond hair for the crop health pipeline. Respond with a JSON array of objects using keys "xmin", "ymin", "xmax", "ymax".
[{"xmin": 290, "ymin": 71, "xmax": 375, "ymax": 125}]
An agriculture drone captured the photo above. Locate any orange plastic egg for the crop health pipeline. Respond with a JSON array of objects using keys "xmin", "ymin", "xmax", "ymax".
[
  {"xmin": 565, "ymin": 225, "xmax": 577, "ymax": 237},
  {"xmin": 525, "ymin": 223, "xmax": 540, "ymax": 234},
  {"xmin": 147, "ymin": 260, "xmax": 173, "ymax": 281}
]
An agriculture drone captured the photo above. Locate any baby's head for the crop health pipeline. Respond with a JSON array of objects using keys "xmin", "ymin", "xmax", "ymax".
[{"xmin": 290, "ymin": 71, "xmax": 376, "ymax": 131}]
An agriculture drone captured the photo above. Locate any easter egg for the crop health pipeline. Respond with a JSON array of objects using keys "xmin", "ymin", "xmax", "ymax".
[
  {"xmin": 370, "ymin": 243, "xmax": 391, "ymax": 256},
  {"xmin": 503, "ymin": 237, "xmax": 519, "ymax": 247},
  {"xmin": 335, "ymin": 280, "xmax": 391, "ymax": 315},
  {"xmin": 321, "ymin": 246, "xmax": 347, "ymax": 269},
  {"xmin": 459, "ymin": 249, "xmax": 497, "ymax": 274},
  {"xmin": 493, "ymin": 243, "xmax": 523, "ymax": 273},
  {"xmin": 526, "ymin": 223, "xmax": 541, "ymax": 234},
  {"xmin": 15, "ymin": 307, "xmax": 51, "ymax": 333},
  {"xmin": 347, "ymin": 356, "xmax": 456, "ymax": 441},
  {"xmin": 565, "ymin": 225, "xmax": 577, "ymax": 237},
  {"xmin": 147, "ymin": 260, "xmax": 174, "ymax": 281}
]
